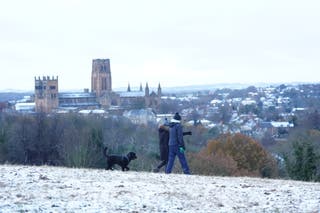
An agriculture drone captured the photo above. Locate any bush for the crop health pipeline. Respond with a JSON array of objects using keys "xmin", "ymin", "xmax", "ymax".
[
  {"xmin": 188, "ymin": 150, "xmax": 238, "ymax": 176},
  {"xmin": 191, "ymin": 133, "xmax": 278, "ymax": 177}
]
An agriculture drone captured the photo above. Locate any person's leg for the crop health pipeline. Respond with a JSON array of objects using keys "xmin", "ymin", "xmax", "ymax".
[
  {"xmin": 154, "ymin": 145, "xmax": 168, "ymax": 172},
  {"xmin": 157, "ymin": 160, "xmax": 167, "ymax": 169},
  {"xmin": 165, "ymin": 146, "xmax": 177, "ymax": 174},
  {"xmin": 177, "ymin": 151, "xmax": 191, "ymax": 174},
  {"xmin": 153, "ymin": 160, "xmax": 165, "ymax": 172}
]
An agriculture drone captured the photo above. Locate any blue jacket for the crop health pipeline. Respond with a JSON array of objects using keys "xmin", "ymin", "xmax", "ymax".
[{"xmin": 168, "ymin": 120, "xmax": 185, "ymax": 148}]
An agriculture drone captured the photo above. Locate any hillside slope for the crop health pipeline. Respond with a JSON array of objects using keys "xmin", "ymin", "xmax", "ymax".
[{"xmin": 0, "ymin": 165, "xmax": 319, "ymax": 212}]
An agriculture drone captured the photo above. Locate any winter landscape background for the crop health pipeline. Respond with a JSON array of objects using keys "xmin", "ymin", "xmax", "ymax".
[
  {"xmin": 1, "ymin": 1, "xmax": 320, "ymax": 212},
  {"xmin": 1, "ymin": 164, "xmax": 319, "ymax": 212}
]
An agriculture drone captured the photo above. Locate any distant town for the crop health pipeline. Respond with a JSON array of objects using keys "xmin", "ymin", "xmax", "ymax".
[{"xmin": 0, "ymin": 59, "xmax": 319, "ymax": 144}]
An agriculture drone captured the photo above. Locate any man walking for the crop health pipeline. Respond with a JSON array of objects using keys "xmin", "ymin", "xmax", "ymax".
[{"xmin": 165, "ymin": 112, "xmax": 191, "ymax": 174}]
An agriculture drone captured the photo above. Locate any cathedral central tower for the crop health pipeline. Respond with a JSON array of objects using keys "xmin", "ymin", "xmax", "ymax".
[{"xmin": 91, "ymin": 59, "xmax": 112, "ymax": 97}]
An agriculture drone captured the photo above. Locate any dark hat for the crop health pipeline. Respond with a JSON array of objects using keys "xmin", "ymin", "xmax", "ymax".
[{"xmin": 174, "ymin": 112, "xmax": 181, "ymax": 120}]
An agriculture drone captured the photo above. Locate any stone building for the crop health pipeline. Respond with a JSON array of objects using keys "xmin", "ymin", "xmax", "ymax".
[
  {"xmin": 34, "ymin": 59, "xmax": 162, "ymax": 113},
  {"xmin": 34, "ymin": 76, "xmax": 59, "ymax": 113},
  {"xmin": 91, "ymin": 59, "xmax": 112, "ymax": 96}
]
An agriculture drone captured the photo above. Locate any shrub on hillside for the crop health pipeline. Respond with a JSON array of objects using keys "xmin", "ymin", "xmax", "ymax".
[
  {"xmin": 190, "ymin": 133, "xmax": 278, "ymax": 177},
  {"xmin": 188, "ymin": 150, "xmax": 239, "ymax": 176}
]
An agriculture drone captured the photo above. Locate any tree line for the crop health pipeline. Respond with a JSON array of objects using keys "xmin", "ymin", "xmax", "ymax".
[
  {"xmin": 0, "ymin": 113, "xmax": 158, "ymax": 170},
  {"xmin": 0, "ymin": 112, "xmax": 319, "ymax": 181}
]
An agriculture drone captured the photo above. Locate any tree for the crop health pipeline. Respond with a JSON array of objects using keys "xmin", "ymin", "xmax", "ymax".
[
  {"xmin": 282, "ymin": 130, "xmax": 320, "ymax": 181},
  {"xmin": 304, "ymin": 143, "xmax": 317, "ymax": 180},
  {"xmin": 188, "ymin": 109, "xmax": 201, "ymax": 126},
  {"xmin": 308, "ymin": 110, "xmax": 320, "ymax": 130},
  {"xmin": 260, "ymin": 131, "xmax": 276, "ymax": 147},
  {"xmin": 219, "ymin": 104, "xmax": 232, "ymax": 124},
  {"xmin": 197, "ymin": 133, "xmax": 278, "ymax": 177},
  {"xmin": 7, "ymin": 115, "xmax": 37, "ymax": 164},
  {"xmin": 0, "ymin": 113, "xmax": 8, "ymax": 162},
  {"xmin": 59, "ymin": 115, "xmax": 105, "ymax": 168},
  {"xmin": 158, "ymin": 99, "xmax": 181, "ymax": 114},
  {"xmin": 246, "ymin": 86, "xmax": 258, "ymax": 93}
]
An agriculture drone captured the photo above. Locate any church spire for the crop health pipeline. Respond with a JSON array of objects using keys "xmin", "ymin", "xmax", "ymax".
[
  {"xmin": 145, "ymin": 82, "xmax": 149, "ymax": 97},
  {"xmin": 127, "ymin": 83, "xmax": 131, "ymax": 92},
  {"xmin": 157, "ymin": 82, "xmax": 162, "ymax": 96}
]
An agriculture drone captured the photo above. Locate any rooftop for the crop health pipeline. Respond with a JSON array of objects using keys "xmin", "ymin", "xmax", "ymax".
[{"xmin": 59, "ymin": 93, "xmax": 96, "ymax": 99}]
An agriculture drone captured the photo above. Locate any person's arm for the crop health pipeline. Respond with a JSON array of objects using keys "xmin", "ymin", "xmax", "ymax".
[{"xmin": 183, "ymin": 131, "xmax": 192, "ymax": 136}]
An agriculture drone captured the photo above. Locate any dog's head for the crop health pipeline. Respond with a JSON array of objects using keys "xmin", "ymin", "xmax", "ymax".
[{"xmin": 127, "ymin": 152, "xmax": 137, "ymax": 160}]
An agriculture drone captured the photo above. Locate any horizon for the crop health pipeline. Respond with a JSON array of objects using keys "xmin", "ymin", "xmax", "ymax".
[
  {"xmin": 1, "ymin": 1, "xmax": 320, "ymax": 91},
  {"xmin": 0, "ymin": 81, "xmax": 318, "ymax": 94}
]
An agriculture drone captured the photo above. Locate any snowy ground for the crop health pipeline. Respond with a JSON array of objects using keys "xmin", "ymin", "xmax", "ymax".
[{"xmin": 0, "ymin": 165, "xmax": 320, "ymax": 213}]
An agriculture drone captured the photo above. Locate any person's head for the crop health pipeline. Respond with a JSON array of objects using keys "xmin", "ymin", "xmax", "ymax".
[
  {"xmin": 173, "ymin": 112, "xmax": 181, "ymax": 121},
  {"xmin": 164, "ymin": 117, "xmax": 169, "ymax": 125}
]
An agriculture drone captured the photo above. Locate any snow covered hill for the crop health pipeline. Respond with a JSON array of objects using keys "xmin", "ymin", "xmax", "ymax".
[{"xmin": 0, "ymin": 165, "xmax": 319, "ymax": 212}]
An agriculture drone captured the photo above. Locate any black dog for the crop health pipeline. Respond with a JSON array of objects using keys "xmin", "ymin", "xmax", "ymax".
[{"xmin": 103, "ymin": 147, "xmax": 137, "ymax": 171}]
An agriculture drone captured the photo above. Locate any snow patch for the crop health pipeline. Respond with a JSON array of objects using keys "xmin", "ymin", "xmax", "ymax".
[{"xmin": 0, "ymin": 165, "xmax": 319, "ymax": 212}]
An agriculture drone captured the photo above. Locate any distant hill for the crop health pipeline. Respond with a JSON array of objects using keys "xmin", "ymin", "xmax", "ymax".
[
  {"xmin": 114, "ymin": 82, "xmax": 304, "ymax": 94},
  {"xmin": 0, "ymin": 92, "xmax": 32, "ymax": 102},
  {"xmin": 162, "ymin": 83, "xmax": 255, "ymax": 93}
]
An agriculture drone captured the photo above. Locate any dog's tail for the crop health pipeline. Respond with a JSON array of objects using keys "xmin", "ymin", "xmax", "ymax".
[{"xmin": 103, "ymin": 147, "xmax": 108, "ymax": 157}]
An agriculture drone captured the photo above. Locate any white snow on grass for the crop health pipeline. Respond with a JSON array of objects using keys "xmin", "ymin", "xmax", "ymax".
[{"xmin": 0, "ymin": 164, "xmax": 320, "ymax": 212}]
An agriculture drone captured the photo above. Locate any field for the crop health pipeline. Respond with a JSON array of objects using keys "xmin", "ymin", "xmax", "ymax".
[{"xmin": 0, "ymin": 165, "xmax": 319, "ymax": 212}]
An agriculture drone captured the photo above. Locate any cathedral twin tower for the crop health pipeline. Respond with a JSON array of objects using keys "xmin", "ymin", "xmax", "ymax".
[
  {"xmin": 91, "ymin": 59, "xmax": 112, "ymax": 97},
  {"xmin": 35, "ymin": 59, "xmax": 162, "ymax": 113}
]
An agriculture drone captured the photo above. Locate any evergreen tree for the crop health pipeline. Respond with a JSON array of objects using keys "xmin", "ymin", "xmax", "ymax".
[
  {"xmin": 284, "ymin": 140, "xmax": 319, "ymax": 181},
  {"xmin": 303, "ymin": 143, "xmax": 317, "ymax": 181}
]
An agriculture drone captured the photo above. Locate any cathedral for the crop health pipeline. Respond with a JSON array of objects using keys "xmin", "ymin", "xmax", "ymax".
[{"xmin": 34, "ymin": 59, "xmax": 162, "ymax": 113}]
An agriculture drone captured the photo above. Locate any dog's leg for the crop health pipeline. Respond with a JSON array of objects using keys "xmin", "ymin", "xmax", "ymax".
[
  {"xmin": 106, "ymin": 164, "xmax": 113, "ymax": 170},
  {"xmin": 121, "ymin": 167, "xmax": 129, "ymax": 171}
]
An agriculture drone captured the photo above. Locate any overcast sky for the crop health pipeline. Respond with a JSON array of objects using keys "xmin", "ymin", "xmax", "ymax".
[{"xmin": 1, "ymin": 0, "xmax": 319, "ymax": 91}]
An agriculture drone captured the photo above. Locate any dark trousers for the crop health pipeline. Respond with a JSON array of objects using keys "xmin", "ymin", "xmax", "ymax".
[
  {"xmin": 156, "ymin": 160, "xmax": 167, "ymax": 170},
  {"xmin": 165, "ymin": 145, "xmax": 190, "ymax": 174}
]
